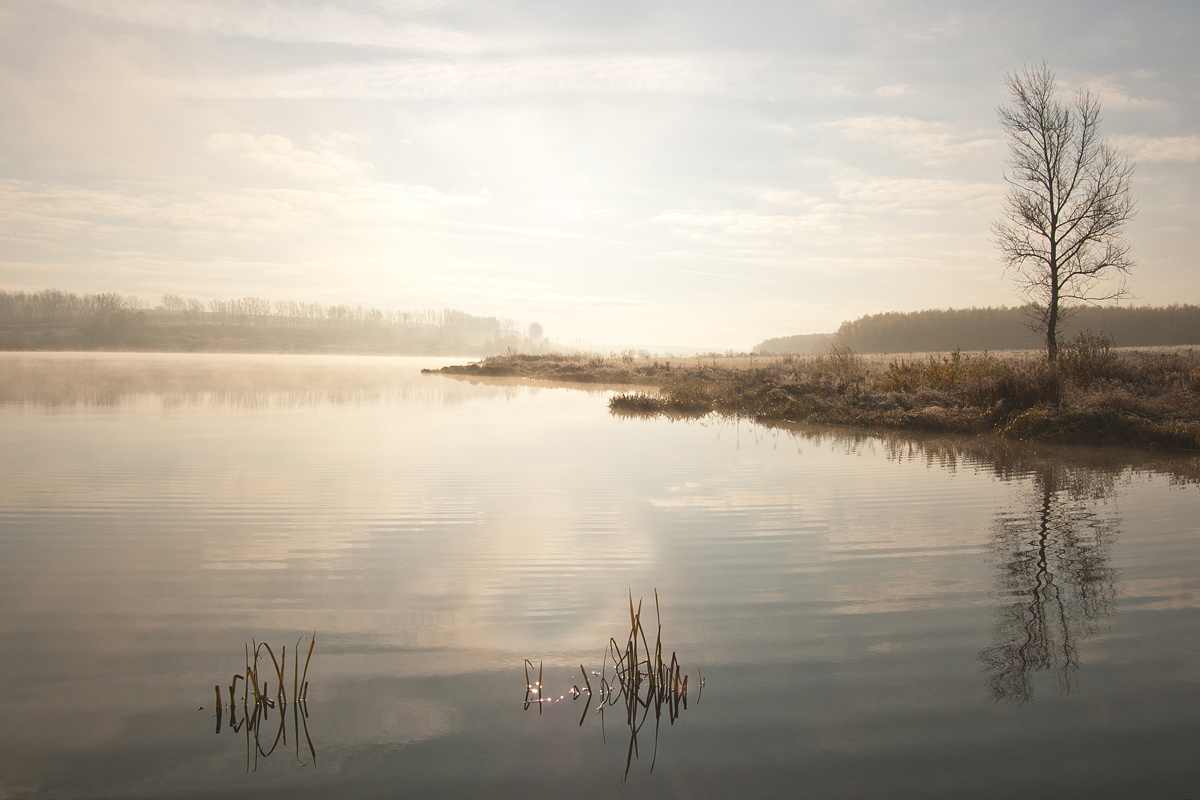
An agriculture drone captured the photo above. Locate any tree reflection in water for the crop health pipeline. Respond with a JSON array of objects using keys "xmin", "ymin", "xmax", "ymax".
[
  {"xmin": 981, "ymin": 465, "xmax": 1120, "ymax": 702},
  {"xmin": 779, "ymin": 427, "xmax": 1197, "ymax": 705}
]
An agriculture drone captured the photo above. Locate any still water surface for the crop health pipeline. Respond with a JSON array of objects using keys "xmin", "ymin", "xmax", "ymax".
[{"xmin": 2, "ymin": 353, "xmax": 1199, "ymax": 798}]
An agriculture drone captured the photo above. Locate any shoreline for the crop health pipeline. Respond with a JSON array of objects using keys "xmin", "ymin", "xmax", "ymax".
[{"xmin": 429, "ymin": 349, "xmax": 1200, "ymax": 450}]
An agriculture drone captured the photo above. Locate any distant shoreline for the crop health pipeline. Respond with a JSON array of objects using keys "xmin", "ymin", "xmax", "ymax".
[
  {"xmin": 429, "ymin": 350, "xmax": 1200, "ymax": 450},
  {"xmin": 0, "ymin": 289, "xmax": 548, "ymax": 357}
]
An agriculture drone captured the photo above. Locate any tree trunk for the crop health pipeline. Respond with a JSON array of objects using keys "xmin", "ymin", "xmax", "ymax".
[
  {"xmin": 1046, "ymin": 299, "xmax": 1059, "ymax": 362},
  {"xmin": 1047, "ymin": 242, "xmax": 1060, "ymax": 361}
]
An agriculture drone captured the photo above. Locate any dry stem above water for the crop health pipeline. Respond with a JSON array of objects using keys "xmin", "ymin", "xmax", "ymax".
[
  {"xmin": 207, "ymin": 634, "xmax": 318, "ymax": 771},
  {"xmin": 524, "ymin": 591, "xmax": 698, "ymax": 782},
  {"xmin": 430, "ymin": 340, "xmax": 1200, "ymax": 449}
]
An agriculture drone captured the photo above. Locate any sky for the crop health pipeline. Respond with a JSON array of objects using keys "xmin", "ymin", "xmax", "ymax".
[{"xmin": 1, "ymin": 0, "xmax": 1197, "ymax": 350}]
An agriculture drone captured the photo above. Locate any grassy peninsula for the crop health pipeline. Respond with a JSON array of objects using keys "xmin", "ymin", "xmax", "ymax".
[{"xmin": 430, "ymin": 337, "xmax": 1200, "ymax": 450}]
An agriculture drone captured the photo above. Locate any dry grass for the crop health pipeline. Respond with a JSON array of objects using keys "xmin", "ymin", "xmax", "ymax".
[
  {"xmin": 524, "ymin": 591, "xmax": 699, "ymax": 782},
  {"xmin": 207, "ymin": 633, "xmax": 317, "ymax": 771},
  {"xmin": 434, "ymin": 339, "xmax": 1200, "ymax": 449}
]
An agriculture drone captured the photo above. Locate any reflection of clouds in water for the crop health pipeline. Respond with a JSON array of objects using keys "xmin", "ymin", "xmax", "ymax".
[
  {"xmin": 1122, "ymin": 577, "xmax": 1200, "ymax": 611},
  {"xmin": 646, "ymin": 451, "xmax": 994, "ymax": 616},
  {"xmin": 9, "ymin": 367, "xmax": 1200, "ymax": 693},
  {"xmin": 384, "ymin": 506, "xmax": 656, "ymax": 655},
  {"xmin": 0, "ymin": 687, "xmax": 132, "ymax": 752},
  {"xmin": 203, "ymin": 559, "xmax": 290, "ymax": 570},
  {"xmin": 199, "ymin": 497, "xmax": 478, "ymax": 572},
  {"xmin": 7, "ymin": 358, "xmax": 1200, "ymax": 797},
  {"xmin": 319, "ymin": 680, "xmax": 460, "ymax": 751},
  {"xmin": 650, "ymin": 485, "xmax": 811, "ymax": 512}
]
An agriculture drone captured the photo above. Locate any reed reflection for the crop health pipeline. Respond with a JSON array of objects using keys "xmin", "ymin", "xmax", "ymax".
[
  {"xmin": 980, "ymin": 465, "xmax": 1120, "ymax": 703},
  {"xmin": 524, "ymin": 593, "xmax": 701, "ymax": 783},
  {"xmin": 210, "ymin": 634, "xmax": 317, "ymax": 771}
]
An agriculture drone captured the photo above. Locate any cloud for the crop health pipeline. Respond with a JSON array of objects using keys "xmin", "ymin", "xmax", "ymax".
[
  {"xmin": 825, "ymin": 115, "xmax": 999, "ymax": 163},
  {"xmin": 204, "ymin": 132, "xmax": 368, "ymax": 179},
  {"xmin": 873, "ymin": 83, "xmax": 911, "ymax": 98},
  {"xmin": 651, "ymin": 172, "xmax": 1000, "ymax": 259},
  {"xmin": 43, "ymin": 0, "xmax": 475, "ymax": 52},
  {"xmin": 832, "ymin": 174, "xmax": 1002, "ymax": 214},
  {"xmin": 1083, "ymin": 78, "xmax": 1165, "ymax": 110},
  {"xmin": 758, "ymin": 189, "xmax": 810, "ymax": 206},
  {"xmin": 0, "ymin": 177, "xmax": 486, "ymax": 251},
  {"xmin": 654, "ymin": 209, "xmax": 827, "ymax": 240},
  {"xmin": 172, "ymin": 52, "xmax": 757, "ymax": 99},
  {"xmin": 1112, "ymin": 134, "xmax": 1200, "ymax": 163}
]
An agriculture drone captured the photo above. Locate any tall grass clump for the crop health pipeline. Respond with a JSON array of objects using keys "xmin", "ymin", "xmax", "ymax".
[
  {"xmin": 208, "ymin": 633, "xmax": 317, "ymax": 771},
  {"xmin": 524, "ymin": 591, "xmax": 701, "ymax": 782}
]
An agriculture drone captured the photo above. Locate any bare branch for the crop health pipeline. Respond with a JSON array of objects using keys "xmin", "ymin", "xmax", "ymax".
[{"xmin": 992, "ymin": 63, "xmax": 1136, "ymax": 362}]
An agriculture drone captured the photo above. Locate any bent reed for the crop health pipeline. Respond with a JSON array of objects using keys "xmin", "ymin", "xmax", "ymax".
[{"xmin": 431, "ymin": 334, "xmax": 1200, "ymax": 449}]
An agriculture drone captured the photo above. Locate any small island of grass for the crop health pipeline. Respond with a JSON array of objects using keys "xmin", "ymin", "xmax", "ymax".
[{"xmin": 428, "ymin": 337, "xmax": 1200, "ymax": 450}]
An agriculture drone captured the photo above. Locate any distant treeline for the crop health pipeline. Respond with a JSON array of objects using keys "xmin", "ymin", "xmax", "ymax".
[
  {"xmin": 754, "ymin": 305, "xmax": 1200, "ymax": 355},
  {"xmin": 0, "ymin": 289, "xmax": 547, "ymax": 355},
  {"xmin": 753, "ymin": 332, "xmax": 836, "ymax": 356}
]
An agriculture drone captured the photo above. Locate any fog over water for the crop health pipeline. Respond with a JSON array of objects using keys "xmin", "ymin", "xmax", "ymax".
[{"xmin": 2, "ymin": 353, "xmax": 1199, "ymax": 797}]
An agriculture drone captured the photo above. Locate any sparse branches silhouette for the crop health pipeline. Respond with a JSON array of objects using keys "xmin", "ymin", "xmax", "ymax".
[{"xmin": 993, "ymin": 63, "xmax": 1136, "ymax": 362}]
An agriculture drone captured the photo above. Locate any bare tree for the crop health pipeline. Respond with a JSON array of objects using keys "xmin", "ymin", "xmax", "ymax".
[{"xmin": 993, "ymin": 63, "xmax": 1136, "ymax": 362}]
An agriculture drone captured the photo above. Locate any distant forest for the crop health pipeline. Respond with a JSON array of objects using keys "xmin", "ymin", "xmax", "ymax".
[
  {"xmin": 754, "ymin": 305, "xmax": 1200, "ymax": 355},
  {"xmin": 0, "ymin": 289, "xmax": 548, "ymax": 355}
]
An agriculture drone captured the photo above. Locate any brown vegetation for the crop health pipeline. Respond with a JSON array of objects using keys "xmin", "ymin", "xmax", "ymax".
[
  {"xmin": 210, "ymin": 633, "xmax": 318, "ymax": 770},
  {"xmin": 523, "ymin": 591, "xmax": 697, "ymax": 782},
  {"xmin": 432, "ymin": 335, "xmax": 1200, "ymax": 449}
]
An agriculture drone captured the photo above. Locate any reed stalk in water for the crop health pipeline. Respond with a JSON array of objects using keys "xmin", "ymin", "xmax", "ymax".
[
  {"xmin": 209, "ymin": 632, "xmax": 317, "ymax": 771},
  {"xmin": 523, "ymin": 591, "xmax": 698, "ymax": 781}
]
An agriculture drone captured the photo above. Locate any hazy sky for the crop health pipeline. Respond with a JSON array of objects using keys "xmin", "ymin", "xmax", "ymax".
[{"xmin": 1, "ymin": 1, "xmax": 1197, "ymax": 349}]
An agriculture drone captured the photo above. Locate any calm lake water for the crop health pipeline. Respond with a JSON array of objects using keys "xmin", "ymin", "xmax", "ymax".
[{"xmin": 2, "ymin": 352, "xmax": 1200, "ymax": 799}]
